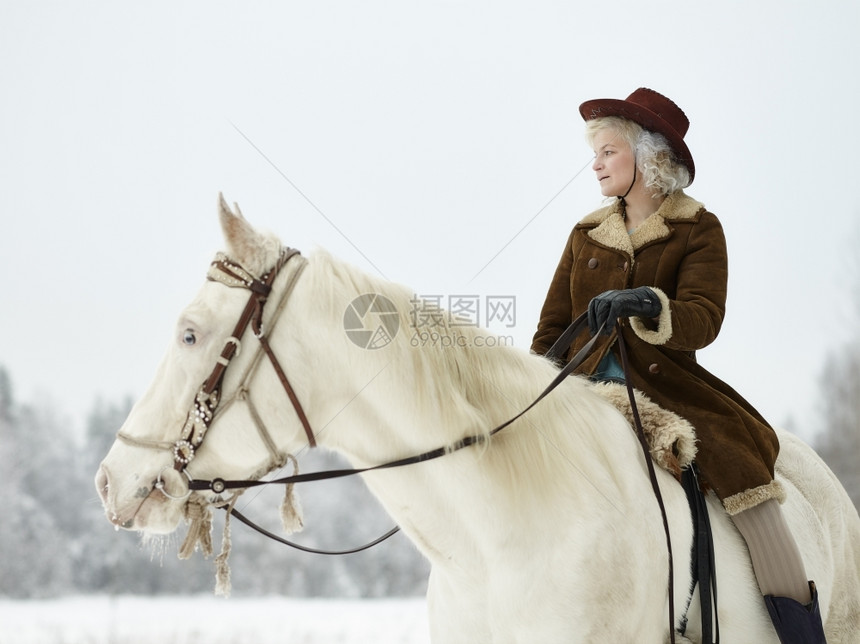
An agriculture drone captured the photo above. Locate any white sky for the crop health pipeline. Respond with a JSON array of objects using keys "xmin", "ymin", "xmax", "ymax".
[{"xmin": 1, "ymin": 1, "xmax": 858, "ymax": 445}]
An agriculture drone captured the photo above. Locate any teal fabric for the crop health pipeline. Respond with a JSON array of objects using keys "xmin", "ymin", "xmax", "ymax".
[
  {"xmin": 593, "ymin": 347, "xmax": 625, "ymax": 383},
  {"xmin": 592, "ymin": 226, "xmax": 633, "ymax": 384}
]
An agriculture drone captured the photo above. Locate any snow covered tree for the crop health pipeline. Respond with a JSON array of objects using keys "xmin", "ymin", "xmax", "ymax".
[
  {"xmin": 813, "ymin": 229, "xmax": 860, "ymax": 510},
  {"xmin": 0, "ymin": 367, "xmax": 75, "ymax": 597},
  {"xmin": 815, "ymin": 342, "xmax": 860, "ymax": 510}
]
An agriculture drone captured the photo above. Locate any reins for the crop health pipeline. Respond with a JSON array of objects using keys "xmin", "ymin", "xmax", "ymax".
[
  {"xmin": 188, "ymin": 313, "xmax": 605, "ymax": 495},
  {"xmin": 617, "ymin": 331, "xmax": 677, "ymax": 644},
  {"xmin": 545, "ymin": 322, "xmax": 678, "ymax": 643},
  {"xmin": 181, "ymin": 313, "xmax": 605, "ymax": 556}
]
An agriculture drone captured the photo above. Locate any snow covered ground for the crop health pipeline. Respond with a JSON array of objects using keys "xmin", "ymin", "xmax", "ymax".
[{"xmin": 0, "ymin": 595, "xmax": 431, "ymax": 644}]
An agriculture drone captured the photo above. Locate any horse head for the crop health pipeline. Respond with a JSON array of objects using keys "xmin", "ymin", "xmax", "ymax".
[{"xmin": 95, "ymin": 195, "xmax": 320, "ymax": 534}]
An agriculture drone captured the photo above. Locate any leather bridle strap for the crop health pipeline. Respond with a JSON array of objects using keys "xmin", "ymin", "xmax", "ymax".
[
  {"xmin": 228, "ymin": 507, "xmax": 400, "ymax": 555},
  {"xmin": 203, "ymin": 267, "xmax": 275, "ymax": 395},
  {"xmin": 209, "ymin": 247, "xmax": 316, "ymax": 449},
  {"xmin": 204, "ymin": 248, "xmax": 296, "ymax": 395},
  {"xmin": 255, "ymin": 333, "xmax": 315, "ymax": 447}
]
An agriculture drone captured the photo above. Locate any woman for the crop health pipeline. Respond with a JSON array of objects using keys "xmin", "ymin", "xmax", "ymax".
[{"xmin": 531, "ymin": 87, "xmax": 826, "ymax": 642}]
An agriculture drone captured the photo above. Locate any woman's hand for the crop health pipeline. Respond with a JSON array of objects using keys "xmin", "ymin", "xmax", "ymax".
[{"xmin": 588, "ymin": 287, "xmax": 661, "ymax": 336}]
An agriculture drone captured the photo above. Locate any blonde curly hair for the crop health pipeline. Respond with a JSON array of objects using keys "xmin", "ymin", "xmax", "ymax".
[{"xmin": 585, "ymin": 116, "xmax": 691, "ymax": 197}]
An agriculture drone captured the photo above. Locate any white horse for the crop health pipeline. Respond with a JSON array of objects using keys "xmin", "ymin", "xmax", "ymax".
[{"xmin": 96, "ymin": 195, "xmax": 860, "ymax": 643}]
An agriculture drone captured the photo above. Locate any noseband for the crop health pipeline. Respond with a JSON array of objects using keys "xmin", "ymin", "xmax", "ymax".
[{"xmin": 171, "ymin": 247, "xmax": 315, "ymax": 472}]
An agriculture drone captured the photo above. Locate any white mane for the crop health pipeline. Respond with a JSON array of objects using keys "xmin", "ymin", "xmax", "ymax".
[{"xmin": 301, "ymin": 249, "xmax": 639, "ymax": 510}]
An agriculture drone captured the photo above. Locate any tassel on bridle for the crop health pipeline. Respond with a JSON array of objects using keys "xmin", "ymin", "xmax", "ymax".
[
  {"xmin": 279, "ymin": 453, "xmax": 304, "ymax": 535},
  {"xmin": 179, "ymin": 495, "xmax": 214, "ymax": 560},
  {"xmin": 178, "ymin": 491, "xmax": 240, "ymax": 597},
  {"xmin": 214, "ymin": 495, "xmax": 238, "ymax": 597}
]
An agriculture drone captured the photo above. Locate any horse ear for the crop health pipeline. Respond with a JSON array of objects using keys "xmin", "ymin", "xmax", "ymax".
[
  {"xmin": 218, "ymin": 192, "xmax": 258, "ymax": 263},
  {"xmin": 217, "ymin": 193, "xmax": 281, "ymax": 275}
]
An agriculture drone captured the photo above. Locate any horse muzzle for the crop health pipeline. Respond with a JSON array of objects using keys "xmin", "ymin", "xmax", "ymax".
[{"xmin": 95, "ymin": 463, "xmax": 188, "ymax": 533}]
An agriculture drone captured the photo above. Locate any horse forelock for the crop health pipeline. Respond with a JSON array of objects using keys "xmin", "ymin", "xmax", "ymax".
[{"xmin": 224, "ymin": 229, "xmax": 283, "ymax": 279}]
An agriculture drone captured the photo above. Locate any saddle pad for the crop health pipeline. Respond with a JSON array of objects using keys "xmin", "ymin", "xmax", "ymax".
[{"xmin": 589, "ymin": 381, "xmax": 698, "ymax": 478}]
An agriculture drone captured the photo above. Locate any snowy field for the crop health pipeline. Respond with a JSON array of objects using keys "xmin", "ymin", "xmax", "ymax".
[{"xmin": 0, "ymin": 595, "xmax": 431, "ymax": 644}]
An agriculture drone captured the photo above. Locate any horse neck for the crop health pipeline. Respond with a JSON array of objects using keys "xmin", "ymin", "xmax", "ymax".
[
  {"xmin": 285, "ymin": 252, "xmax": 544, "ymax": 460},
  {"xmin": 274, "ymin": 255, "xmax": 648, "ymax": 564}
]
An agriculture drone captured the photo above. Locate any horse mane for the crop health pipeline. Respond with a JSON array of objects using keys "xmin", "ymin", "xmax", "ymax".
[{"xmin": 302, "ymin": 249, "xmax": 639, "ymax": 508}]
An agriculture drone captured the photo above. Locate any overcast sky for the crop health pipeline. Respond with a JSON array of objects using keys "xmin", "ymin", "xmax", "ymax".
[{"xmin": 2, "ymin": 1, "xmax": 858, "ymax": 445}]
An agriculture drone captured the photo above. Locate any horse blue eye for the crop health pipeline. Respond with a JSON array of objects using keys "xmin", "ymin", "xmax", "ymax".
[{"xmin": 183, "ymin": 330, "xmax": 196, "ymax": 346}]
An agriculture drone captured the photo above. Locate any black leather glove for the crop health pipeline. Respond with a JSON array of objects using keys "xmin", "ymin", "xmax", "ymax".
[{"xmin": 587, "ymin": 287, "xmax": 661, "ymax": 336}]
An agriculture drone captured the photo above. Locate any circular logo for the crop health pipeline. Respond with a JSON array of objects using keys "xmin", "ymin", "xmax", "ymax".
[{"xmin": 343, "ymin": 293, "xmax": 400, "ymax": 349}]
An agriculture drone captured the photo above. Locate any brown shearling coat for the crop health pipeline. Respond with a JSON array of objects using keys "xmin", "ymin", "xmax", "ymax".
[{"xmin": 531, "ymin": 191, "xmax": 782, "ymax": 514}]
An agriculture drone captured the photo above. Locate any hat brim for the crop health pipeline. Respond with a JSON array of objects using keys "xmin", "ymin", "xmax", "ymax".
[{"xmin": 579, "ymin": 98, "xmax": 695, "ymax": 183}]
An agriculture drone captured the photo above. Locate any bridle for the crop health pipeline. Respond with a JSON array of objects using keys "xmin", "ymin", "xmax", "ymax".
[
  {"xmin": 117, "ymin": 245, "xmax": 404, "ymax": 556},
  {"xmin": 170, "ymin": 247, "xmax": 315, "ymax": 474},
  {"xmin": 117, "ymin": 246, "xmax": 314, "ymax": 492}
]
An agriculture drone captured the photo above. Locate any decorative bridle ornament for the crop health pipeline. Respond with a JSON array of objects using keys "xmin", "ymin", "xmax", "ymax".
[{"xmin": 173, "ymin": 390, "xmax": 219, "ymax": 466}]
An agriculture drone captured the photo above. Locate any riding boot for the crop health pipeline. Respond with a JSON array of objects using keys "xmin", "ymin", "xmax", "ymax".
[{"xmin": 764, "ymin": 581, "xmax": 827, "ymax": 644}]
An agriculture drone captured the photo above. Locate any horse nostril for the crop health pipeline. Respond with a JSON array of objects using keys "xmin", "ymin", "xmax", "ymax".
[{"xmin": 95, "ymin": 466, "xmax": 110, "ymax": 505}]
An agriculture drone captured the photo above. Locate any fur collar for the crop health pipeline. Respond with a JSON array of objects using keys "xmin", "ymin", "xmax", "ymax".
[{"xmin": 578, "ymin": 191, "xmax": 705, "ymax": 257}]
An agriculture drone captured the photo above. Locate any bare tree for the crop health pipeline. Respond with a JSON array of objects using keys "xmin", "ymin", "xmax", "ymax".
[
  {"xmin": 815, "ymin": 341, "xmax": 860, "ymax": 510},
  {"xmin": 813, "ymin": 223, "xmax": 860, "ymax": 510}
]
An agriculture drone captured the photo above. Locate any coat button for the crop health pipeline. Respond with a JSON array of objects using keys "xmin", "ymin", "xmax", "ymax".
[
  {"xmin": 587, "ymin": 258, "xmax": 599, "ymax": 269},
  {"xmin": 648, "ymin": 363, "xmax": 661, "ymax": 374}
]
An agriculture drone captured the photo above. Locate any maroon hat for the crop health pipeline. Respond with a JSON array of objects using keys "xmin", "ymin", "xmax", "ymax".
[{"xmin": 579, "ymin": 87, "xmax": 695, "ymax": 183}]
